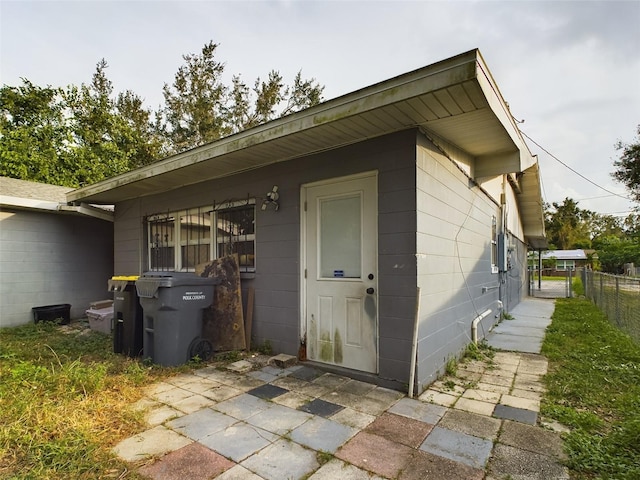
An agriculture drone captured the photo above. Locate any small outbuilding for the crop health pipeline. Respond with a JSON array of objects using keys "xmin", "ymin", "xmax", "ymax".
[
  {"xmin": 0, "ymin": 177, "xmax": 114, "ymax": 327},
  {"xmin": 68, "ymin": 50, "xmax": 546, "ymax": 392}
]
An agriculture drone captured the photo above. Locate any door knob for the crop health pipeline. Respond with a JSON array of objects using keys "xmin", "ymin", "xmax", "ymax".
[{"xmin": 366, "ymin": 287, "xmax": 375, "ymax": 295}]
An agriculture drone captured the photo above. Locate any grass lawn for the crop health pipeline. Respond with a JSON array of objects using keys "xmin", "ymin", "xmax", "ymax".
[
  {"xmin": 542, "ymin": 298, "xmax": 640, "ymax": 479},
  {"xmin": 0, "ymin": 321, "xmax": 183, "ymax": 479}
]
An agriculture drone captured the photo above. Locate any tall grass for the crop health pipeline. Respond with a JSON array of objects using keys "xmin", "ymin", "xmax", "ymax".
[
  {"xmin": 0, "ymin": 322, "xmax": 170, "ymax": 479},
  {"xmin": 542, "ymin": 298, "xmax": 640, "ymax": 479}
]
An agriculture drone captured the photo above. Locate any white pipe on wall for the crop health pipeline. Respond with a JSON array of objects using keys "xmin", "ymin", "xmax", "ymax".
[
  {"xmin": 471, "ymin": 309, "xmax": 492, "ymax": 344},
  {"xmin": 408, "ymin": 287, "xmax": 421, "ymax": 398}
]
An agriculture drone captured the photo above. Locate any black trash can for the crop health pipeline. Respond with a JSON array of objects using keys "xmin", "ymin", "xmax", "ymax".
[
  {"xmin": 108, "ymin": 276, "xmax": 143, "ymax": 357},
  {"xmin": 135, "ymin": 272, "xmax": 220, "ymax": 366}
]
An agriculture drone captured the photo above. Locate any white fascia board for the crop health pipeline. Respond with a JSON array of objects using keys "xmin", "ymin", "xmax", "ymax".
[
  {"xmin": 57, "ymin": 203, "xmax": 114, "ymax": 222},
  {"xmin": 0, "ymin": 195, "xmax": 61, "ymax": 212},
  {"xmin": 0, "ymin": 195, "xmax": 113, "ymax": 222}
]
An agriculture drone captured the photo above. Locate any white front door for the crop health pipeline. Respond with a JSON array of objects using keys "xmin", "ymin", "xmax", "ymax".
[{"xmin": 302, "ymin": 173, "xmax": 378, "ymax": 373}]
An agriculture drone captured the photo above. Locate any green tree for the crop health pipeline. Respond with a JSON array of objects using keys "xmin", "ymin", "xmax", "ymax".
[
  {"xmin": 545, "ymin": 198, "xmax": 593, "ymax": 250},
  {"xmin": 161, "ymin": 41, "xmax": 228, "ymax": 152},
  {"xmin": 0, "ymin": 80, "xmax": 73, "ymax": 185},
  {"xmin": 1, "ymin": 61, "xmax": 164, "ymax": 187},
  {"xmin": 65, "ymin": 59, "xmax": 163, "ymax": 185},
  {"xmin": 612, "ymin": 125, "xmax": 640, "ymax": 202},
  {"xmin": 161, "ymin": 41, "xmax": 324, "ymax": 153},
  {"xmin": 595, "ymin": 236, "xmax": 640, "ymax": 273}
]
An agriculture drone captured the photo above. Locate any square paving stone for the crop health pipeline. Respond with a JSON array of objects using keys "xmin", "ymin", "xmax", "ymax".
[
  {"xmin": 313, "ymin": 373, "xmax": 350, "ymax": 389},
  {"xmin": 493, "ymin": 404, "xmax": 538, "ymax": 425},
  {"xmin": 138, "ymin": 443, "xmax": 234, "ymax": 480},
  {"xmin": 500, "ymin": 393, "xmax": 540, "ymax": 412},
  {"xmin": 289, "ymin": 366, "xmax": 323, "ymax": 381},
  {"xmin": 438, "ymin": 409, "xmax": 502, "ymax": 441},
  {"xmin": 145, "ymin": 381, "xmax": 175, "ymax": 396},
  {"xmin": 322, "ymin": 390, "xmax": 391, "ymax": 416},
  {"xmin": 499, "ymin": 420, "xmax": 567, "ymax": 459},
  {"xmin": 290, "ymin": 415, "xmax": 358, "ymax": 453},
  {"xmin": 231, "ymin": 376, "xmax": 268, "ymax": 392},
  {"xmin": 365, "ymin": 386, "xmax": 405, "ymax": 406},
  {"xmin": 260, "ymin": 365, "xmax": 289, "ymax": 377},
  {"xmin": 171, "ymin": 394, "xmax": 216, "ymax": 414},
  {"xmin": 151, "ymin": 386, "xmax": 194, "ymax": 405},
  {"xmin": 167, "ymin": 373, "xmax": 202, "ymax": 388},
  {"xmin": 420, "ymin": 426, "xmax": 494, "ymax": 469},
  {"xmin": 179, "ymin": 378, "xmax": 221, "ymax": 395},
  {"xmin": 364, "ymin": 412, "xmax": 433, "ymax": 448},
  {"xmin": 246, "ymin": 383, "xmax": 289, "ymax": 400},
  {"xmin": 487, "ymin": 444, "xmax": 569, "ymax": 479},
  {"xmin": 200, "ymin": 423, "xmax": 277, "ymax": 462},
  {"xmin": 240, "ymin": 439, "xmax": 319, "ymax": 480},
  {"xmin": 308, "ymin": 458, "xmax": 387, "ymax": 479},
  {"xmin": 167, "ymin": 408, "xmax": 237, "ymax": 440},
  {"xmin": 418, "ymin": 389, "xmax": 459, "ymax": 407},
  {"xmin": 298, "ymin": 398, "xmax": 344, "ymax": 417},
  {"xmin": 454, "ymin": 397, "xmax": 496, "ymax": 416},
  {"xmin": 330, "ymin": 407, "xmax": 376, "ymax": 430},
  {"xmin": 113, "ymin": 425, "xmax": 192, "ymax": 462},
  {"xmin": 248, "ymin": 370, "xmax": 278, "ymax": 383},
  {"xmin": 216, "ymin": 464, "xmax": 263, "ymax": 479},
  {"xmin": 271, "ymin": 390, "xmax": 313, "ymax": 409},
  {"xmin": 462, "ymin": 389, "xmax": 501, "ymax": 404},
  {"xmin": 145, "ymin": 404, "xmax": 182, "ymax": 426},
  {"xmin": 336, "ymin": 431, "xmax": 414, "ymax": 478},
  {"xmin": 388, "ymin": 397, "xmax": 447, "ymax": 424},
  {"xmin": 398, "ymin": 449, "xmax": 484, "ymax": 480},
  {"xmin": 215, "ymin": 393, "xmax": 272, "ymax": 420},
  {"xmin": 201, "ymin": 385, "xmax": 243, "ymax": 402},
  {"xmin": 337, "ymin": 379, "xmax": 377, "ymax": 396},
  {"xmin": 245, "ymin": 403, "xmax": 312, "ymax": 435}
]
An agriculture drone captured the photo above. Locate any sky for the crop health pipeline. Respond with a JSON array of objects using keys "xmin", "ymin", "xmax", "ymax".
[{"xmin": 1, "ymin": 0, "xmax": 639, "ymax": 218}]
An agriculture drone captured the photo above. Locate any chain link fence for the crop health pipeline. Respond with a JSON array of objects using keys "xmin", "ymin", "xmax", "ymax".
[
  {"xmin": 581, "ymin": 269, "xmax": 640, "ymax": 344},
  {"xmin": 528, "ymin": 267, "xmax": 574, "ymax": 299}
]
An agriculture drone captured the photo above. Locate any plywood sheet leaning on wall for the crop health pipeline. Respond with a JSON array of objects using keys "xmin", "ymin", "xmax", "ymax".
[{"xmin": 197, "ymin": 254, "xmax": 246, "ymax": 351}]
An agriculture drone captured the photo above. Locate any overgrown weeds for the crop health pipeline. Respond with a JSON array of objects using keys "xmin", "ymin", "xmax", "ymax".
[
  {"xmin": 0, "ymin": 321, "xmax": 174, "ymax": 479},
  {"xmin": 542, "ymin": 298, "xmax": 640, "ymax": 479}
]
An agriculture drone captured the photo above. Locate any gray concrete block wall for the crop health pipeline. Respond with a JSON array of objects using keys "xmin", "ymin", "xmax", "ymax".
[
  {"xmin": 112, "ymin": 130, "xmax": 418, "ymax": 381},
  {"xmin": 415, "ymin": 132, "xmax": 502, "ymax": 392},
  {"xmin": 0, "ymin": 209, "xmax": 114, "ymax": 327}
]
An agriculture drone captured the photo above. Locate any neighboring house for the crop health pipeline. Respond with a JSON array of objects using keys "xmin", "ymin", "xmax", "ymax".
[
  {"xmin": 68, "ymin": 49, "xmax": 547, "ymax": 393},
  {"xmin": 0, "ymin": 177, "xmax": 114, "ymax": 327},
  {"xmin": 531, "ymin": 249, "xmax": 588, "ymax": 275}
]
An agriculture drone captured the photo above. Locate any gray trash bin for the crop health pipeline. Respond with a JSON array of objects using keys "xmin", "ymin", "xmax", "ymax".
[{"xmin": 135, "ymin": 272, "xmax": 220, "ymax": 366}]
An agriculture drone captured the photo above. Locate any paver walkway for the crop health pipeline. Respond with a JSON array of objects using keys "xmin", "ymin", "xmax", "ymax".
[{"xmin": 114, "ymin": 298, "xmax": 569, "ymax": 479}]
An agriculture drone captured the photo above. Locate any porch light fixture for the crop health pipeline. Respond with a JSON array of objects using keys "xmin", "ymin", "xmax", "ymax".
[{"xmin": 261, "ymin": 185, "xmax": 279, "ymax": 211}]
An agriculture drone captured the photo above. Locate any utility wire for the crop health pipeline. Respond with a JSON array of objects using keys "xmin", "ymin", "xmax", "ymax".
[{"xmin": 521, "ymin": 131, "xmax": 632, "ymax": 201}]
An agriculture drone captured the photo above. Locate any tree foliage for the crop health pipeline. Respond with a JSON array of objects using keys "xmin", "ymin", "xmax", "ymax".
[
  {"xmin": 612, "ymin": 125, "xmax": 640, "ymax": 202},
  {"xmin": 0, "ymin": 80, "xmax": 71, "ymax": 184},
  {"xmin": 1, "ymin": 40, "xmax": 325, "ymax": 186},
  {"xmin": 1, "ymin": 61, "xmax": 163, "ymax": 187},
  {"xmin": 159, "ymin": 41, "xmax": 324, "ymax": 153}
]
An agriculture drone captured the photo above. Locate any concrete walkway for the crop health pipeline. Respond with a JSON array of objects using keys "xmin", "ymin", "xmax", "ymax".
[
  {"xmin": 486, "ymin": 297, "xmax": 555, "ymax": 353},
  {"xmin": 114, "ymin": 297, "xmax": 568, "ymax": 479}
]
